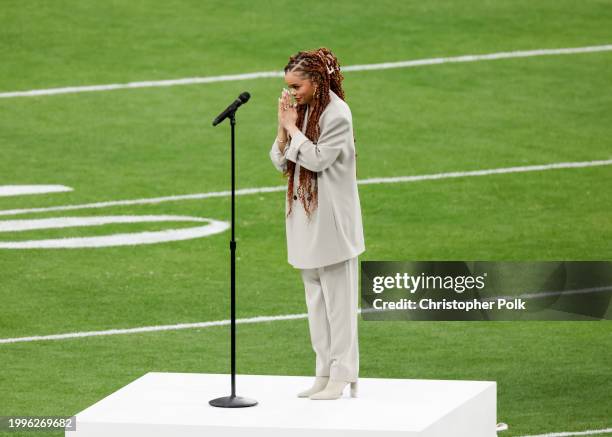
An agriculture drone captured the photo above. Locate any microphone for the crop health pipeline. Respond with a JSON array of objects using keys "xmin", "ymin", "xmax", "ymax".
[{"xmin": 212, "ymin": 92, "xmax": 251, "ymax": 126}]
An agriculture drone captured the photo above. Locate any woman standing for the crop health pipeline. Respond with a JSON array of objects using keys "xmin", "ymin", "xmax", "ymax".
[{"xmin": 269, "ymin": 48, "xmax": 365, "ymax": 400}]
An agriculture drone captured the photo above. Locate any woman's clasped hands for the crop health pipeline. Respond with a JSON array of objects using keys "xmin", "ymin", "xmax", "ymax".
[{"xmin": 278, "ymin": 88, "xmax": 298, "ymax": 131}]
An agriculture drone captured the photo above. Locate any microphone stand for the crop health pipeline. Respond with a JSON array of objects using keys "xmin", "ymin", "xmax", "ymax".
[{"xmin": 209, "ymin": 109, "xmax": 258, "ymax": 408}]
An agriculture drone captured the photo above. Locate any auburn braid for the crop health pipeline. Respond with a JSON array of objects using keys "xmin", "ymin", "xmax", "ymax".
[{"xmin": 282, "ymin": 47, "xmax": 356, "ymax": 221}]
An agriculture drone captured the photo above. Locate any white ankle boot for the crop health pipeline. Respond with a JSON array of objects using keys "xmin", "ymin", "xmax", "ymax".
[
  {"xmin": 297, "ymin": 376, "xmax": 329, "ymax": 398},
  {"xmin": 309, "ymin": 379, "xmax": 358, "ymax": 400}
]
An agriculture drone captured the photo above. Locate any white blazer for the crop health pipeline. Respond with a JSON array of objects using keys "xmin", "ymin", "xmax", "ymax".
[{"xmin": 269, "ymin": 89, "xmax": 365, "ymax": 269}]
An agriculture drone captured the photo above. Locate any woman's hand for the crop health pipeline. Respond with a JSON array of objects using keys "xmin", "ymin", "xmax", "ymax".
[
  {"xmin": 278, "ymin": 89, "xmax": 298, "ymax": 131},
  {"xmin": 277, "ymin": 91, "xmax": 286, "ymax": 128}
]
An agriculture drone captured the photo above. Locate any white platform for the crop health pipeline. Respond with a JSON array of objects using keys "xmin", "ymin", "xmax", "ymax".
[{"xmin": 66, "ymin": 372, "xmax": 496, "ymax": 437}]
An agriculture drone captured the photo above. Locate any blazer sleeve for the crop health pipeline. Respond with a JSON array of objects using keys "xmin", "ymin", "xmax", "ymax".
[
  {"xmin": 269, "ymin": 138, "xmax": 290, "ymax": 172},
  {"xmin": 285, "ymin": 114, "xmax": 350, "ymax": 172}
]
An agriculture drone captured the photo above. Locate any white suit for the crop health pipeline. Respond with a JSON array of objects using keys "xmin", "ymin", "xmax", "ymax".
[{"xmin": 269, "ymin": 89, "xmax": 365, "ymax": 382}]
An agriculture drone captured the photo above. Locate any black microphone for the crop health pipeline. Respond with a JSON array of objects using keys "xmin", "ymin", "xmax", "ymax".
[{"xmin": 212, "ymin": 92, "xmax": 251, "ymax": 126}]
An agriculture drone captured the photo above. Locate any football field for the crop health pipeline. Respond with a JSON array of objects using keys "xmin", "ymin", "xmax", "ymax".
[{"xmin": 1, "ymin": 1, "xmax": 611, "ymax": 436}]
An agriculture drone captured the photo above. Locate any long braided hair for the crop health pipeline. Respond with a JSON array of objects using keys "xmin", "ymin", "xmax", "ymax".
[{"xmin": 283, "ymin": 47, "xmax": 354, "ymax": 221}]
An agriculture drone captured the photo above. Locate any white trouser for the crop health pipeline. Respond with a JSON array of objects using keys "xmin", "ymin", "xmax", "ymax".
[{"xmin": 300, "ymin": 256, "xmax": 359, "ymax": 382}]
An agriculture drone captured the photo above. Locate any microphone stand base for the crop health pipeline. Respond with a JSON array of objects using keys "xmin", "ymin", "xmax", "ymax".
[{"xmin": 209, "ymin": 395, "xmax": 258, "ymax": 408}]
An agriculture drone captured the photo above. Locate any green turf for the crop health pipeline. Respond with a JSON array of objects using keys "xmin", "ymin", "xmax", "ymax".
[{"xmin": 1, "ymin": 1, "xmax": 611, "ymax": 436}]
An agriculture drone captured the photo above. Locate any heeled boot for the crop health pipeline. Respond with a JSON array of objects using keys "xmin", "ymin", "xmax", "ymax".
[
  {"xmin": 297, "ymin": 376, "xmax": 330, "ymax": 398},
  {"xmin": 309, "ymin": 379, "xmax": 358, "ymax": 400}
]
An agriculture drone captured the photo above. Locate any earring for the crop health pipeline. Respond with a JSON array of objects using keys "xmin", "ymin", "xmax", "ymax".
[{"xmin": 313, "ymin": 87, "xmax": 318, "ymax": 99}]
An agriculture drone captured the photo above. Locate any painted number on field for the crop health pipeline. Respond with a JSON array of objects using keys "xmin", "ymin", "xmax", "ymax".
[{"xmin": 0, "ymin": 215, "xmax": 229, "ymax": 249}]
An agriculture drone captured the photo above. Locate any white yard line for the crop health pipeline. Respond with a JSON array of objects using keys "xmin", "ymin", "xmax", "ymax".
[
  {"xmin": 0, "ymin": 312, "xmax": 311, "ymax": 344},
  {"xmin": 1, "ymin": 277, "xmax": 609, "ymax": 345},
  {"xmin": 1, "ymin": 44, "xmax": 611, "ymax": 98},
  {"xmin": 482, "ymin": 286, "xmax": 612, "ymax": 302},
  {"xmin": 0, "ymin": 185, "xmax": 73, "ymax": 197},
  {"xmin": 0, "ymin": 158, "xmax": 610, "ymax": 217},
  {"xmin": 518, "ymin": 428, "xmax": 612, "ymax": 436}
]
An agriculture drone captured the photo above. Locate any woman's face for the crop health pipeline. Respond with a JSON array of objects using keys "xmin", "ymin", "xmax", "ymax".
[{"xmin": 284, "ymin": 71, "xmax": 317, "ymax": 106}]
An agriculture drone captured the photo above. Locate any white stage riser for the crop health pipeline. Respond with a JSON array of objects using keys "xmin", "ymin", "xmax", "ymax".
[{"xmin": 66, "ymin": 372, "xmax": 497, "ymax": 437}]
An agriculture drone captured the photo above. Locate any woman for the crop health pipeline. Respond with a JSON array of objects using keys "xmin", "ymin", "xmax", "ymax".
[{"xmin": 269, "ymin": 48, "xmax": 365, "ymax": 400}]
